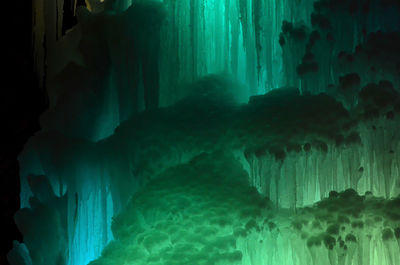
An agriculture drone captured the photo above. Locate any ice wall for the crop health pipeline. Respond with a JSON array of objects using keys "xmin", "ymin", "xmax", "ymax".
[
  {"xmin": 33, "ymin": 0, "xmax": 166, "ymax": 141},
  {"xmin": 11, "ymin": 0, "xmax": 400, "ymax": 264},
  {"xmin": 33, "ymin": 0, "xmax": 317, "ymax": 111},
  {"xmin": 158, "ymin": 0, "xmax": 316, "ymax": 102},
  {"xmin": 31, "ymin": 0, "xmax": 400, "ymax": 137}
]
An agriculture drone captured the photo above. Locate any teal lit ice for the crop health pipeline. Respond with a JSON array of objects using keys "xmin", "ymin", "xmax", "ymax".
[{"xmin": 7, "ymin": 0, "xmax": 400, "ymax": 264}]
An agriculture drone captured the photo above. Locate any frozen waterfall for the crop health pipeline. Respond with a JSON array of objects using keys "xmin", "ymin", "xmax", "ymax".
[{"xmin": 9, "ymin": 0, "xmax": 400, "ymax": 265}]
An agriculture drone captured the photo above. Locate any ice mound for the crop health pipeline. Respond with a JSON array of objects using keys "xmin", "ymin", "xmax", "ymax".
[
  {"xmin": 99, "ymin": 85, "xmax": 357, "ymax": 201},
  {"xmin": 90, "ymin": 152, "xmax": 400, "ymax": 265},
  {"xmin": 89, "ymin": 151, "xmax": 268, "ymax": 265}
]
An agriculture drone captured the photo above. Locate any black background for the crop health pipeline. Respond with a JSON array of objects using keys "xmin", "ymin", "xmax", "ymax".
[
  {"xmin": 2, "ymin": 1, "xmax": 88, "ymax": 262},
  {"xmin": 3, "ymin": 2, "xmax": 47, "ymax": 264}
]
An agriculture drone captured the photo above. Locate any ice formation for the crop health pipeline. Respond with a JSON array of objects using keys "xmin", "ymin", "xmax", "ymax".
[
  {"xmin": 88, "ymin": 152, "xmax": 400, "ymax": 265},
  {"xmin": 9, "ymin": 0, "xmax": 400, "ymax": 264}
]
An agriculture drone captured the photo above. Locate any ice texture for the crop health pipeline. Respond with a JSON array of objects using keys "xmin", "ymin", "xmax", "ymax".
[
  {"xmin": 33, "ymin": 0, "xmax": 317, "ymax": 113},
  {"xmin": 12, "ymin": 75, "xmax": 400, "ymax": 264},
  {"xmin": 11, "ymin": 0, "xmax": 400, "ymax": 264},
  {"xmin": 89, "ymin": 152, "xmax": 400, "ymax": 265},
  {"xmin": 279, "ymin": 0, "xmax": 400, "ymax": 95}
]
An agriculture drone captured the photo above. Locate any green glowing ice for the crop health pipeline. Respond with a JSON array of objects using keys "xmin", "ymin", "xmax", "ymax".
[{"xmin": 90, "ymin": 152, "xmax": 400, "ymax": 265}]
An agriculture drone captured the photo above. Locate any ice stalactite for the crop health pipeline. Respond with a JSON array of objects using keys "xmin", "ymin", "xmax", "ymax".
[
  {"xmin": 246, "ymin": 83, "xmax": 400, "ymax": 208},
  {"xmin": 279, "ymin": 0, "xmax": 400, "ymax": 96},
  {"xmin": 336, "ymin": 32, "xmax": 400, "ymax": 92},
  {"xmin": 67, "ymin": 171, "xmax": 114, "ymax": 265},
  {"xmin": 279, "ymin": 21, "xmax": 309, "ymax": 90},
  {"xmin": 245, "ymin": 135, "xmax": 400, "ymax": 209},
  {"xmin": 15, "ymin": 132, "xmax": 116, "ymax": 265}
]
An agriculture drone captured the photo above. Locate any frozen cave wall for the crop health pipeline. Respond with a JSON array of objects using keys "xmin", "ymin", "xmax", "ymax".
[
  {"xmin": 33, "ymin": 0, "xmax": 318, "ymax": 140},
  {"xmin": 32, "ymin": 0, "xmax": 400, "ymax": 142},
  {"xmin": 9, "ymin": 0, "xmax": 400, "ymax": 265}
]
